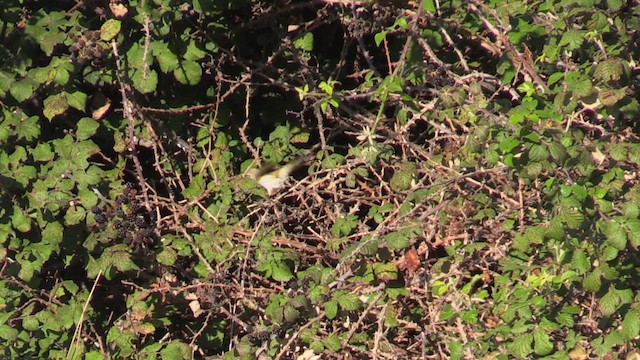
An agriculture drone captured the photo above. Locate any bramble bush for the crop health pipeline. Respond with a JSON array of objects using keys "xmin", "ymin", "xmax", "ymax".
[{"xmin": 1, "ymin": 0, "xmax": 639, "ymax": 358}]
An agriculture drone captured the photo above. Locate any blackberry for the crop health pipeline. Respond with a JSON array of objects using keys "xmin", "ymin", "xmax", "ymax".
[
  {"xmin": 257, "ymin": 330, "xmax": 271, "ymax": 341},
  {"xmin": 275, "ymin": 327, "xmax": 287, "ymax": 338},
  {"xmin": 117, "ymin": 228, "xmax": 126, "ymax": 238},
  {"xmin": 116, "ymin": 194, "xmax": 126, "ymax": 204},
  {"xmin": 129, "ymin": 203, "xmax": 140, "ymax": 212},
  {"xmin": 134, "ymin": 216, "xmax": 146, "ymax": 227},
  {"xmin": 326, "ymin": 323, "xmax": 333, "ymax": 332},
  {"xmin": 248, "ymin": 334, "xmax": 259, "ymax": 344},
  {"xmin": 126, "ymin": 214, "xmax": 136, "ymax": 222},
  {"xmin": 91, "ymin": 205, "xmax": 101, "ymax": 214},
  {"xmin": 95, "ymin": 213, "xmax": 107, "ymax": 224},
  {"xmin": 286, "ymin": 280, "xmax": 299, "ymax": 291},
  {"xmin": 114, "ymin": 219, "xmax": 123, "ymax": 228},
  {"xmin": 115, "ymin": 208, "xmax": 125, "ymax": 217},
  {"xmin": 141, "ymin": 228, "xmax": 154, "ymax": 237}
]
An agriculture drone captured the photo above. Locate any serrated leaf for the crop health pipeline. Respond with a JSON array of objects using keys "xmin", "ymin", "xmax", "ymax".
[
  {"xmin": 390, "ymin": 162, "xmax": 416, "ymax": 191},
  {"xmin": 594, "ymin": 58, "xmax": 626, "ymax": 82},
  {"xmin": 600, "ymin": 89, "xmax": 626, "ymax": 107},
  {"xmin": 599, "ymin": 289, "xmax": 619, "ymax": 317},
  {"xmin": 558, "ymin": 29, "xmax": 584, "ymax": 51},
  {"xmin": 0, "ymin": 325, "xmax": 18, "ymax": 341},
  {"xmin": 374, "ymin": 262, "xmax": 398, "ymax": 282},
  {"xmin": 322, "ymin": 333, "xmax": 341, "ymax": 351},
  {"xmin": 11, "ymin": 205, "xmax": 31, "ymax": 233},
  {"xmin": 547, "ymin": 141, "xmax": 568, "ymax": 164},
  {"xmin": 10, "ymin": 77, "xmax": 37, "ymax": 102},
  {"xmin": 325, "ymin": 300, "xmax": 338, "ymax": 320},
  {"xmin": 160, "ymin": 341, "xmax": 191, "ymax": 360},
  {"xmin": 528, "ymin": 144, "xmax": 549, "ymax": 162},
  {"xmin": 151, "ymin": 41, "xmax": 180, "ymax": 73},
  {"xmin": 601, "ymin": 245, "xmax": 619, "ymax": 261},
  {"xmin": 626, "ymin": 218, "xmax": 640, "ymax": 247},
  {"xmin": 184, "ymin": 42, "xmax": 207, "ymax": 61},
  {"xmin": 43, "ymin": 93, "xmax": 68, "ymax": 120},
  {"xmin": 32, "ymin": 143, "xmax": 54, "ymax": 162},
  {"xmin": 293, "ymin": 32, "xmax": 314, "ymax": 52},
  {"xmin": 131, "ymin": 69, "xmax": 158, "ymax": 94},
  {"xmin": 533, "ymin": 328, "xmax": 554, "ymax": 355},
  {"xmin": 76, "ymin": 117, "xmax": 100, "ymax": 140},
  {"xmin": 64, "ymin": 206, "xmax": 86, "ymax": 225},
  {"xmin": 336, "ymin": 293, "xmax": 360, "ymax": 311},
  {"xmin": 621, "ymin": 309, "xmax": 640, "ymax": 341},
  {"xmin": 509, "ymin": 333, "xmax": 533, "ymax": 358},
  {"xmin": 100, "ymin": 19, "xmax": 121, "ymax": 41},
  {"xmin": 174, "ymin": 60, "xmax": 201, "ymax": 85},
  {"xmin": 604, "ymin": 220, "xmax": 627, "ymax": 250},
  {"xmin": 157, "ymin": 247, "xmax": 177, "ymax": 266},
  {"xmin": 571, "ymin": 250, "xmax": 589, "ymax": 274},
  {"xmin": 283, "ymin": 305, "xmax": 300, "ymax": 323},
  {"xmin": 290, "ymin": 132, "xmax": 310, "ymax": 144},
  {"xmin": 271, "ymin": 261, "xmax": 293, "ymax": 282},
  {"xmin": 66, "ymin": 91, "xmax": 87, "ymax": 111}
]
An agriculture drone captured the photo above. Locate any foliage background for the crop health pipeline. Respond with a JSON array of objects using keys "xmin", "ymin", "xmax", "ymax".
[{"xmin": 1, "ymin": 0, "xmax": 640, "ymax": 358}]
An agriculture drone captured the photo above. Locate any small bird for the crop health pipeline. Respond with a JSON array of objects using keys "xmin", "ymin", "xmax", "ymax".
[{"xmin": 247, "ymin": 156, "xmax": 306, "ymax": 196}]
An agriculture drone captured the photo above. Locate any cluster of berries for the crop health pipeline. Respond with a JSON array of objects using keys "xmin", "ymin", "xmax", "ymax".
[{"xmin": 90, "ymin": 183, "xmax": 156, "ymax": 251}]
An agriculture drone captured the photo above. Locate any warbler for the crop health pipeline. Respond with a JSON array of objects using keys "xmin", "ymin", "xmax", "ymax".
[{"xmin": 247, "ymin": 156, "xmax": 306, "ymax": 196}]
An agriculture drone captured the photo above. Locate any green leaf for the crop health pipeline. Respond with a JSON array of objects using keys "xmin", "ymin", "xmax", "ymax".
[
  {"xmin": 599, "ymin": 289, "xmax": 619, "ymax": 317},
  {"xmin": 322, "ymin": 333, "xmax": 341, "ymax": 351},
  {"xmin": 66, "ymin": 91, "xmax": 87, "ymax": 111},
  {"xmin": 151, "ymin": 41, "xmax": 180, "ymax": 73},
  {"xmin": 422, "ymin": 0, "xmax": 436, "ymax": 12},
  {"xmin": 571, "ymin": 249, "xmax": 589, "ymax": 274},
  {"xmin": 325, "ymin": 300, "xmax": 338, "ymax": 320},
  {"xmin": 331, "ymin": 214, "xmax": 358, "ymax": 237},
  {"xmin": 271, "ymin": 261, "xmax": 293, "ymax": 282},
  {"xmin": 604, "ymin": 220, "xmax": 627, "ymax": 250},
  {"xmin": 132, "ymin": 69, "xmax": 158, "ymax": 94},
  {"xmin": 509, "ymin": 333, "xmax": 533, "ymax": 358},
  {"xmin": 528, "ymin": 144, "xmax": 549, "ymax": 162},
  {"xmin": 100, "ymin": 19, "xmax": 121, "ymax": 41},
  {"xmin": 32, "ymin": 143, "xmax": 54, "ymax": 162},
  {"xmin": 627, "ymin": 219, "xmax": 640, "ymax": 248},
  {"xmin": 533, "ymin": 328, "xmax": 554, "ymax": 355},
  {"xmin": 373, "ymin": 262, "xmax": 398, "ymax": 281},
  {"xmin": 336, "ymin": 292, "xmax": 360, "ymax": 311},
  {"xmin": 0, "ymin": 325, "xmax": 18, "ymax": 341},
  {"xmin": 621, "ymin": 309, "xmax": 640, "ymax": 341},
  {"xmin": 174, "ymin": 60, "xmax": 202, "ymax": 85},
  {"xmin": 583, "ymin": 269, "xmax": 602, "ymax": 292},
  {"xmin": 11, "ymin": 205, "xmax": 31, "ymax": 233},
  {"xmin": 10, "ymin": 77, "xmax": 38, "ymax": 102},
  {"xmin": 184, "ymin": 42, "xmax": 207, "ymax": 61},
  {"xmin": 43, "ymin": 93, "xmax": 68, "ymax": 120},
  {"xmin": 160, "ymin": 341, "xmax": 191, "ymax": 360},
  {"xmin": 558, "ymin": 29, "xmax": 584, "ymax": 50},
  {"xmin": 374, "ymin": 31, "xmax": 387, "ymax": 47},
  {"xmin": 157, "ymin": 247, "xmax": 177, "ymax": 266},
  {"xmin": 385, "ymin": 231, "xmax": 411, "ymax": 250},
  {"xmin": 390, "ymin": 162, "xmax": 416, "ymax": 191},
  {"xmin": 293, "ymin": 32, "xmax": 314, "ymax": 52},
  {"xmin": 64, "ymin": 206, "xmax": 86, "ymax": 225},
  {"xmin": 76, "ymin": 117, "xmax": 100, "ymax": 140},
  {"xmin": 547, "ymin": 141, "xmax": 568, "ymax": 164}
]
